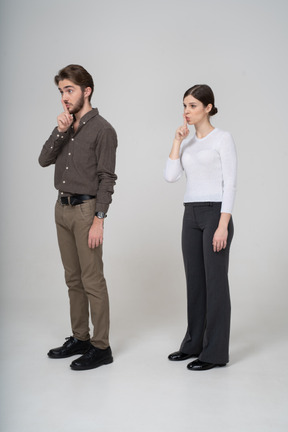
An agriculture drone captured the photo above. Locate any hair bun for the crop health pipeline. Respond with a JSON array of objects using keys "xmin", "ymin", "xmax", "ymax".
[{"xmin": 210, "ymin": 106, "xmax": 218, "ymax": 116}]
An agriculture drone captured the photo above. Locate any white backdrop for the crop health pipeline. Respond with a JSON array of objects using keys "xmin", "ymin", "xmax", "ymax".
[{"xmin": 0, "ymin": 0, "xmax": 287, "ymax": 358}]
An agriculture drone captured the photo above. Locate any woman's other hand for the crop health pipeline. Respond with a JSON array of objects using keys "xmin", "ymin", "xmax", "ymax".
[
  {"xmin": 212, "ymin": 226, "xmax": 228, "ymax": 252},
  {"xmin": 212, "ymin": 213, "xmax": 231, "ymax": 252}
]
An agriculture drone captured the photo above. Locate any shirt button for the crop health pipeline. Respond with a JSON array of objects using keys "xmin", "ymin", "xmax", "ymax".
[
  {"xmin": 61, "ymin": 192, "xmax": 64, "ymax": 195},
  {"xmin": 71, "ymin": 138, "xmax": 74, "ymax": 141},
  {"xmin": 61, "ymin": 136, "xmax": 64, "ymax": 139},
  {"xmin": 57, "ymin": 134, "xmax": 59, "ymax": 138},
  {"xmin": 68, "ymin": 153, "xmax": 71, "ymax": 156},
  {"xmin": 50, "ymin": 146, "xmax": 53, "ymax": 149},
  {"xmin": 83, "ymin": 121, "xmax": 86, "ymax": 125},
  {"xmin": 66, "ymin": 167, "xmax": 69, "ymax": 170},
  {"xmin": 63, "ymin": 181, "xmax": 66, "ymax": 184}
]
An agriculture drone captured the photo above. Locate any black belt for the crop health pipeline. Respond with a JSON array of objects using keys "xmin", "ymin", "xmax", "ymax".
[
  {"xmin": 184, "ymin": 202, "xmax": 221, "ymax": 207},
  {"xmin": 60, "ymin": 194, "xmax": 95, "ymax": 206}
]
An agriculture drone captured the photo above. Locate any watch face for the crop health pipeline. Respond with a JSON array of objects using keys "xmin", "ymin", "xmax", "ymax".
[{"xmin": 96, "ymin": 212, "xmax": 105, "ymax": 219}]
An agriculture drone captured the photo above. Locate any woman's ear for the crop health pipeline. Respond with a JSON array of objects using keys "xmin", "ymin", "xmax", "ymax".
[{"xmin": 206, "ymin": 103, "xmax": 212, "ymax": 114}]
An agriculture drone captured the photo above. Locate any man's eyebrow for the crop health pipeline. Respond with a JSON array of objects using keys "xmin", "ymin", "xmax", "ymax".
[{"xmin": 58, "ymin": 85, "xmax": 75, "ymax": 91}]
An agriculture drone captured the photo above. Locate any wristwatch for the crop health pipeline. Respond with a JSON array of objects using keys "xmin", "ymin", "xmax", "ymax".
[{"xmin": 95, "ymin": 211, "xmax": 107, "ymax": 219}]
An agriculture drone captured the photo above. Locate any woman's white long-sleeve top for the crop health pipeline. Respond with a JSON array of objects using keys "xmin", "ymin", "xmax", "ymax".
[{"xmin": 164, "ymin": 128, "xmax": 237, "ymax": 214}]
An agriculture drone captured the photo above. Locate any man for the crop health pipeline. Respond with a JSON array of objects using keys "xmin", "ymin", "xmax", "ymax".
[{"xmin": 39, "ymin": 64, "xmax": 117, "ymax": 371}]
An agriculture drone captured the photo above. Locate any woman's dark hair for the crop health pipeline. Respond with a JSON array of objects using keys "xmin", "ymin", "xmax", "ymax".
[
  {"xmin": 54, "ymin": 64, "xmax": 94, "ymax": 102},
  {"xmin": 183, "ymin": 84, "xmax": 218, "ymax": 116}
]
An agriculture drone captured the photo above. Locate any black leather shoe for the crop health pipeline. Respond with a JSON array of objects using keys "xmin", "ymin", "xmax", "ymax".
[
  {"xmin": 168, "ymin": 351, "xmax": 198, "ymax": 361},
  {"xmin": 47, "ymin": 337, "xmax": 91, "ymax": 359},
  {"xmin": 187, "ymin": 359, "xmax": 226, "ymax": 371},
  {"xmin": 70, "ymin": 345, "xmax": 113, "ymax": 371}
]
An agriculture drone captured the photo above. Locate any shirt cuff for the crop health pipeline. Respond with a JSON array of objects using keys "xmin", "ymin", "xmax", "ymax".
[
  {"xmin": 95, "ymin": 203, "xmax": 109, "ymax": 215},
  {"xmin": 52, "ymin": 127, "xmax": 68, "ymax": 140}
]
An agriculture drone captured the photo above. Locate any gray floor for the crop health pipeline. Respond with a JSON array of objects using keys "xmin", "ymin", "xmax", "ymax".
[{"xmin": 1, "ymin": 295, "xmax": 287, "ymax": 432}]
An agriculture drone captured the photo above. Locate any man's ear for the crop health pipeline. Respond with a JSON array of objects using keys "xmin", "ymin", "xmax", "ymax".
[{"xmin": 84, "ymin": 87, "xmax": 92, "ymax": 99}]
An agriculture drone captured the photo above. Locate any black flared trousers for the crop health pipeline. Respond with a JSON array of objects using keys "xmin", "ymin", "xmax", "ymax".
[{"xmin": 180, "ymin": 202, "xmax": 234, "ymax": 364}]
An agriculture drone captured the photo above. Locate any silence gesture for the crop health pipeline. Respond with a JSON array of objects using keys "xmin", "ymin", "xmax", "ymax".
[
  {"xmin": 57, "ymin": 99, "xmax": 73, "ymax": 132},
  {"xmin": 169, "ymin": 116, "xmax": 190, "ymax": 160},
  {"xmin": 175, "ymin": 115, "xmax": 190, "ymax": 142}
]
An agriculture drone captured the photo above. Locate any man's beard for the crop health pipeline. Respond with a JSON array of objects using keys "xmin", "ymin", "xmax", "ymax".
[{"xmin": 69, "ymin": 92, "xmax": 85, "ymax": 114}]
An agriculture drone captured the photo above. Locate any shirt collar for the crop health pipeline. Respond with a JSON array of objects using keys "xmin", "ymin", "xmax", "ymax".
[{"xmin": 79, "ymin": 107, "xmax": 99, "ymax": 124}]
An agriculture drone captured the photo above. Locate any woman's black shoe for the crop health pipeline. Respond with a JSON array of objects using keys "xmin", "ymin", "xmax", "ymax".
[
  {"xmin": 187, "ymin": 359, "xmax": 226, "ymax": 371},
  {"xmin": 168, "ymin": 351, "xmax": 198, "ymax": 361}
]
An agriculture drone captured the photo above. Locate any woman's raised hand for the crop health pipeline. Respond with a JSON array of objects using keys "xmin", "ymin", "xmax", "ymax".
[
  {"xmin": 169, "ymin": 116, "xmax": 190, "ymax": 160},
  {"xmin": 175, "ymin": 116, "xmax": 190, "ymax": 142}
]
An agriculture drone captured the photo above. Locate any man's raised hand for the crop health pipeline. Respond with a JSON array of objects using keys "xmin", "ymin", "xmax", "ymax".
[{"xmin": 57, "ymin": 99, "xmax": 73, "ymax": 132}]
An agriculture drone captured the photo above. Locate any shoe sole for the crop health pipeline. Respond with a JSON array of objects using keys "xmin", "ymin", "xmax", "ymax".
[
  {"xmin": 187, "ymin": 364, "xmax": 226, "ymax": 371},
  {"xmin": 70, "ymin": 357, "xmax": 114, "ymax": 371},
  {"xmin": 168, "ymin": 355, "xmax": 198, "ymax": 361},
  {"xmin": 47, "ymin": 349, "xmax": 90, "ymax": 359}
]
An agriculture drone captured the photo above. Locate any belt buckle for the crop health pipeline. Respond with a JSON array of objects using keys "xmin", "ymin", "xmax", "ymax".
[
  {"xmin": 60, "ymin": 196, "xmax": 70, "ymax": 205},
  {"xmin": 70, "ymin": 196, "xmax": 84, "ymax": 206}
]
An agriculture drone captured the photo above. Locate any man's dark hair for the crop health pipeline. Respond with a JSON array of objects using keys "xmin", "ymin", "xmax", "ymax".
[
  {"xmin": 54, "ymin": 64, "xmax": 94, "ymax": 102},
  {"xmin": 184, "ymin": 84, "xmax": 218, "ymax": 116}
]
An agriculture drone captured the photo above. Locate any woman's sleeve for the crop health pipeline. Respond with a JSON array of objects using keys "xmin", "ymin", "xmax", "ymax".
[
  {"xmin": 164, "ymin": 157, "xmax": 183, "ymax": 182},
  {"xmin": 219, "ymin": 132, "xmax": 237, "ymax": 214}
]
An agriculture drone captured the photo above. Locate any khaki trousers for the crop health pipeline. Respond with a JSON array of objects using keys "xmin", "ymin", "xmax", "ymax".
[{"xmin": 55, "ymin": 199, "xmax": 110, "ymax": 349}]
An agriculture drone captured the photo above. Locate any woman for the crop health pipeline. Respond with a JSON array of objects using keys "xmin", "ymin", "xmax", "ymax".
[{"xmin": 164, "ymin": 85, "xmax": 237, "ymax": 371}]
